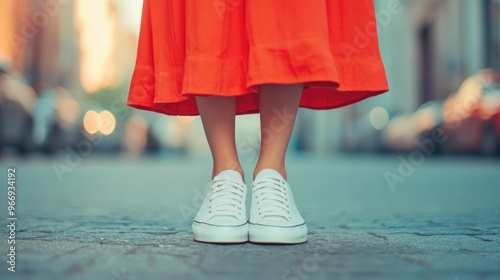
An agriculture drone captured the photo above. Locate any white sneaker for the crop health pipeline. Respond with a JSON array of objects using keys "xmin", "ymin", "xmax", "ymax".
[
  {"xmin": 192, "ymin": 170, "xmax": 248, "ymax": 243},
  {"xmin": 249, "ymin": 169, "xmax": 308, "ymax": 244}
]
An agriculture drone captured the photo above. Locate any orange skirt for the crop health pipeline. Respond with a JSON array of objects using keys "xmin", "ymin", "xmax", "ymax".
[{"xmin": 127, "ymin": 0, "xmax": 389, "ymax": 116}]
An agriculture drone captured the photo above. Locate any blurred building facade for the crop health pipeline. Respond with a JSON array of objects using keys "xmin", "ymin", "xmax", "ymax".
[
  {"xmin": 486, "ymin": 0, "xmax": 500, "ymax": 70},
  {"xmin": 300, "ymin": 0, "xmax": 500, "ymax": 153},
  {"xmin": 0, "ymin": 0, "xmax": 140, "ymax": 94},
  {"xmin": 376, "ymin": 0, "xmax": 494, "ymax": 107},
  {"xmin": 0, "ymin": 0, "xmax": 81, "ymax": 92}
]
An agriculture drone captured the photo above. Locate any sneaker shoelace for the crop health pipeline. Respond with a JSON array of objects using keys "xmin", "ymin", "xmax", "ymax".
[
  {"xmin": 253, "ymin": 176, "xmax": 291, "ymax": 221},
  {"xmin": 208, "ymin": 177, "xmax": 245, "ymax": 218}
]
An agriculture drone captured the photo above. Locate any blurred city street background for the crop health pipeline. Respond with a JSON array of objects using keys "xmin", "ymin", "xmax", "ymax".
[{"xmin": 0, "ymin": 0, "xmax": 500, "ymax": 279}]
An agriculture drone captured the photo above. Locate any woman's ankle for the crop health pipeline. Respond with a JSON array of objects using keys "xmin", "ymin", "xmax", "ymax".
[{"xmin": 212, "ymin": 163, "xmax": 244, "ymax": 180}]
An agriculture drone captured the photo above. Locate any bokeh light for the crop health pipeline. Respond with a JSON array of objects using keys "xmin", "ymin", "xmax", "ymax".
[
  {"xmin": 99, "ymin": 110, "xmax": 116, "ymax": 136},
  {"xmin": 369, "ymin": 106, "xmax": 390, "ymax": 130},
  {"xmin": 83, "ymin": 110, "xmax": 101, "ymax": 134}
]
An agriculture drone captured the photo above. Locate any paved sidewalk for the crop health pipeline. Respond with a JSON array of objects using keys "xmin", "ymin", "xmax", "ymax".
[{"xmin": 0, "ymin": 154, "xmax": 499, "ymax": 280}]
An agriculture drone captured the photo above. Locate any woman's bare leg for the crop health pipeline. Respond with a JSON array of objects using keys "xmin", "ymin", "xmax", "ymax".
[
  {"xmin": 254, "ymin": 83, "xmax": 303, "ymax": 180},
  {"xmin": 195, "ymin": 96, "xmax": 243, "ymax": 179}
]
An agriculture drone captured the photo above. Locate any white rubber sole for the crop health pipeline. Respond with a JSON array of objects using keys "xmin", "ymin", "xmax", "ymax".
[
  {"xmin": 249, "ymin": 223, "xmax": 308, "ymax": 244},
  {"xmin": 192, "ymin": 222, "xmax": 248, "ymax": 244}
]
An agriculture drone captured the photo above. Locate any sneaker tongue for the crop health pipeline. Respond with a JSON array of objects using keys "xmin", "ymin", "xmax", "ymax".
[{"xmin": 255, "ymin": 169, "xmax": 283, "ymax": 181}]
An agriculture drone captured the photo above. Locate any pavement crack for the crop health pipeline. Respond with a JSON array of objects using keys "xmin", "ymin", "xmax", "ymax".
[
  {"xmin": 18, "ymin": 236, "xmax": 53, "ymax": 240},
  {"xmin": 367, "ymin": 231, "xmax": 388, "ymax": 241},
  {"xmin": 413, "ymin": 232, "xmax": 433, "ymax": 236},
  {"xmin": 466, "ymin": 234, "xmax": 494, "ymax": 242}
]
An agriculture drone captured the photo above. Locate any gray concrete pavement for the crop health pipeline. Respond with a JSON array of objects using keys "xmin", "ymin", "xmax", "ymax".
[{"xmin": 0, "ymin": 153, "xmax": 499, "ymax": 280}]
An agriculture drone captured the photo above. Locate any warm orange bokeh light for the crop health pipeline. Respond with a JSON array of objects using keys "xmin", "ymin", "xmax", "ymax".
[
  {"xmin": 83, "ymin": 110, "xmax": 101, "ymax": 134},
  {"xmin": 99, "ymin": 110, "xmax": 116, "ymax": 135},
  {"xmin": 83, "ymin": 110, "xmax": 117, "ymax": 135}
]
